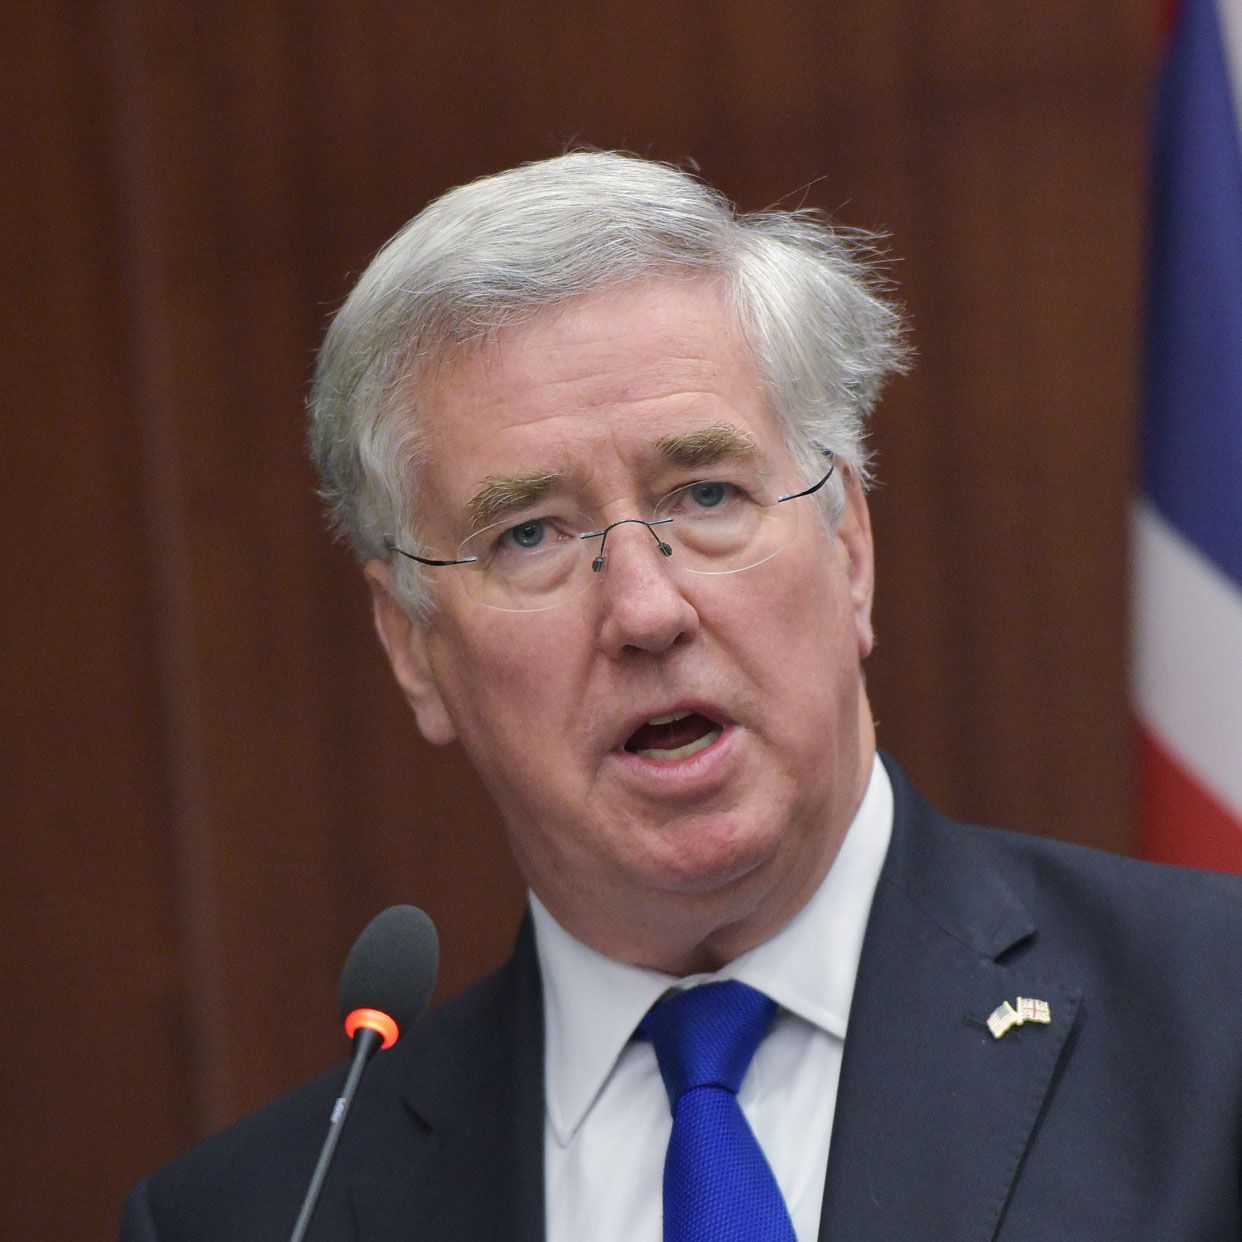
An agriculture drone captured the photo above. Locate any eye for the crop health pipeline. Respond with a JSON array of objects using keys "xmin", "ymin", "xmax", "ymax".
[
  {"xmin": 663, "ymin": 479, "xmax": 748, "ymax": 518},
  {"xmin": 687, "ymin": 480, "xmax": 730, "ymax": 509},
  {"xmin": 465, "ymin": 510, "xmax": 585, "ymax": 567},
  {"xmin": 500, "ymin": 518, "xmax": 548, "ymax": 551}
]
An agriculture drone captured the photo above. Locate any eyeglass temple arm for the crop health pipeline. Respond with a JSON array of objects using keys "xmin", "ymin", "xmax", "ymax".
[
  {"xmin": 384, "ymin": 540, "xmax": 478, "ymax": 568},
  {"xmin": 777, "ymin": 450, "xmax": 836, "ymax": 504}
]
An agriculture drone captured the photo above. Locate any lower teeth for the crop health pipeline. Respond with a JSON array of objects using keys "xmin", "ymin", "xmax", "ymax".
[{"xmin": 637, "ymin": 727, "xmax": 721, "ymax": 761}]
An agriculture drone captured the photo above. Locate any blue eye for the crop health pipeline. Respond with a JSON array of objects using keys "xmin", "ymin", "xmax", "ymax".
[
  {"xmin": 688, "ymin": 481, "xmax": 729, "ymax": 508},
  {"xmin": 502, "ymin": 519, "xmax": 547, "ymax": 550}
]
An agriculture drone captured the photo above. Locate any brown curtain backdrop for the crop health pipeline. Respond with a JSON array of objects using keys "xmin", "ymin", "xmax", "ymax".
[{"xmin": 1, "ymin": 2, "xmax": 1148, "ymax": 1236}]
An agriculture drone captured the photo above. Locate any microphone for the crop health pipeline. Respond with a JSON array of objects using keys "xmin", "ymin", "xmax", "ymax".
[{"xmin": 288, "ymin": 905, "xmax": 439, "ymax": 1242}]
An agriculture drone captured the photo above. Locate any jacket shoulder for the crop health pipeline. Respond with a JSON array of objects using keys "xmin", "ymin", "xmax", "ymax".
[
  {"xmin": 125, "ymin": 945, "xmax": 530, "ymax": 1241},
  {"xmin": 884, "ymin": 757, "xmax": 1242, "ymax": 1005}
]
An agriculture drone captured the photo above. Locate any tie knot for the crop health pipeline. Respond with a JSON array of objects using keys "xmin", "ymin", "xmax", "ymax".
[{"xmin": 639, "ymin": 980, "xmax": 777, "ymax": 1106}]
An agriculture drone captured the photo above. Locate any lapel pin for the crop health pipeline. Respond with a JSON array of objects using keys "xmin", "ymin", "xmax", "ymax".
[
  {"xmin": 1017, "ymin": 996, "xmax": 1051, "ymax": 1025},
  {"xmin": 987, "ymin": 996, "xmax": 1051, "ymax": 1039}
]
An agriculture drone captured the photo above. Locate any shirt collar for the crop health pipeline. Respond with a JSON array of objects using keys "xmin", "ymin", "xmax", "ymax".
[{"xmin": 531, "ymin": 754, "xmax": 894, "ymax": 1145}]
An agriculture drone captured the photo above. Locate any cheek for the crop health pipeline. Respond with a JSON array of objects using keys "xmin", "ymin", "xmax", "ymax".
[
  {"xmin": 754, "ymin": 562, "xmax": 862, "ymax": 732},
  {"xmin": 756, "ymin": 547, "xmax": 847, "ymax": 650},
  {"xmin": 431, "ymin": 618, "xmax": 581, "ymax": 762}
]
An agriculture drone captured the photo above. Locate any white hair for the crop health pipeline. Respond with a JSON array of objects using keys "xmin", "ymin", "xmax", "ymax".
[{"xmin": 307, "ymin": 151, "xmax": 910, "ymax": 616}]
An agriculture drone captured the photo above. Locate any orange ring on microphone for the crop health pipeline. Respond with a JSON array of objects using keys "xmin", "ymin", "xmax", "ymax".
[{"xmin": 344, "ymin": 1007, "xmax": 399, "ymax": 1050}]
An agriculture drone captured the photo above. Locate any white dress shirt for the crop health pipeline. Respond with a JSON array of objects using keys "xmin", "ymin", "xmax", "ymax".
[{"xmin": 532, "ymin": 755, "xmax": 893, "ymax": 1242}]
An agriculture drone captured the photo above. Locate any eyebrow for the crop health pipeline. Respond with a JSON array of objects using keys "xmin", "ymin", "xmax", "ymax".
[
  {"xmin": 460, "ymin": 424, "xmax": 759, "ymax": 531},
  {"xmin": 653, "ymin": 423, "xmax": 760, "ymax": 469},
  {"xmin": 464, "ymin": 469, "xmax": 563, "ymax": 531}
]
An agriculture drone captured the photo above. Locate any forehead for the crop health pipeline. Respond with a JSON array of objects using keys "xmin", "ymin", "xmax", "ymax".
[{"xmin": 412, "ymin": 280, "xmax": 787, "ymax": 506}]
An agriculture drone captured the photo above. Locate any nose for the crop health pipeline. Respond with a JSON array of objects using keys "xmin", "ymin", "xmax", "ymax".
[{"xmin": 593, "ymin": 521, "xmax": 700, "ymax": 656}]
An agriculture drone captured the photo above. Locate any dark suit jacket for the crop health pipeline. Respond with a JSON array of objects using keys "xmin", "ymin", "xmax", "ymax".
[{"xmin": 122, "ymin": 760, "xmax": 1242, "ymax": 1239}]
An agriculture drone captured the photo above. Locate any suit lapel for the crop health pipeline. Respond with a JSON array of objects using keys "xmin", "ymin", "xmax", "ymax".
[
  {"xmin": 348, "ymin": 916, "xmax": 546, "ymax": 1242},
  {"xmin": 820, "ymin": 762, "xmax": 1082, "ymax": 1241}
]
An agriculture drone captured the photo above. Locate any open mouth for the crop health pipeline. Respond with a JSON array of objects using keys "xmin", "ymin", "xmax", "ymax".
[{"xmin": 623, "ymin": 710, "xmax": 723, "ymax": 762}]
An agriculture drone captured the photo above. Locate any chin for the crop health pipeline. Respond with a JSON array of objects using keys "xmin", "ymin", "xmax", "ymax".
[{"xmin": 633, "ymin": 816, "xmax": 786, "ymax": 898}]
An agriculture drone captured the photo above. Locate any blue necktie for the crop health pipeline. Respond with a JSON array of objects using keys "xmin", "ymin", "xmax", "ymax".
[{"xmin": 639, "ymin": 980, "xmax": 798, "ymax": 1241}]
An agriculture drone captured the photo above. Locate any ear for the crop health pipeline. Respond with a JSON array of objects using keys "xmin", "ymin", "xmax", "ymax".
[
  {"xmin": 834, "ymin": 466, "xmax": 876, "ymax": 659},
  {"xmin": 363, "ymin": 559, "xmax": 458, "ymax": 746}
]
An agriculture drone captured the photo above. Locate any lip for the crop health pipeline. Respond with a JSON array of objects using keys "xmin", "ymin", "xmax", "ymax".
[
  {"xmin": 608, "ymin": 709, "xmax": 739, "ymax": 796},
  {"xmin": 611, "ymin": 702, "xmax": 734, "ymax": 754}
]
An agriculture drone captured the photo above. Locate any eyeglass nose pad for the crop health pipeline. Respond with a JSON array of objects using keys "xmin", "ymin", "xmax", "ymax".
[
  {"xmin": 588, "ymin": 517, "xmax": 674, "ymax": 574},
  {"xmin": 593, "ymin": 537, "xmax": 671, "ymax": 572}
]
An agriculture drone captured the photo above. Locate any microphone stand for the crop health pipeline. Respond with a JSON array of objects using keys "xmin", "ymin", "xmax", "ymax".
[{"xmin": 288, "ymin": 1026, "xmax": 382, "ymax": 1242}]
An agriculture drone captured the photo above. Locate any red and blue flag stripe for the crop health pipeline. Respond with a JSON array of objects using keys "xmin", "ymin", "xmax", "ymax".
[{"xmin": 1134, "ymin": 0, "xmax": 1242, "ymax": 871}]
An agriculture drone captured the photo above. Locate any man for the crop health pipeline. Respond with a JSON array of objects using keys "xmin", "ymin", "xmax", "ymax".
[{"xmin": 123, "ymin": 152, "xmax": 1242, "ymax": 1240}]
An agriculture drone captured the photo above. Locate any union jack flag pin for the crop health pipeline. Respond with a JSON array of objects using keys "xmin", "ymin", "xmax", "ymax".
[
  {"xmin": 986, "ymin": 996, "xmax": 1051, "ymax": 1039},
  {"xmin": 1016, "ymin": 996, "xmax": 1051, "ymax": 1025}
]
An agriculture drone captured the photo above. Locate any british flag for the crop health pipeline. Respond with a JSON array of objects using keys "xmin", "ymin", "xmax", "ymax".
[{"xmin": 1134, "ymin": 0, "xmax": 1242, "ymax": 872}]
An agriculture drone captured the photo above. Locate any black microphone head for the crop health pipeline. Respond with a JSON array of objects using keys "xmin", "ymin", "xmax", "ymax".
[{"xmin": 337, "ymin": 904, "xmax": 439, "ymax": 1039}]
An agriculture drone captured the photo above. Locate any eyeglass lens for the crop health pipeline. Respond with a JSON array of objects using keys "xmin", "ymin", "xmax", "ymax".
[{"xmin": 456, "ymin": 476, "xmax": 806, "ymax": 613}]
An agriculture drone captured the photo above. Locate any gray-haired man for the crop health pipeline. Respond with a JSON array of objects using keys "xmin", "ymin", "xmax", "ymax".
[{"xmin": 124, "ymin": 152, "xmax": 1242, "ymax": 1242}]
